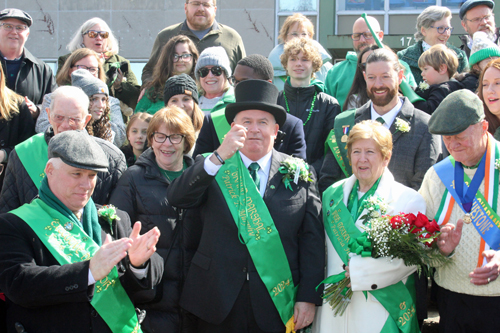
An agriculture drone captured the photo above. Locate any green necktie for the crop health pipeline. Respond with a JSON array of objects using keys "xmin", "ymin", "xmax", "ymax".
[
  {"xmin": 248, "ymin": 162, "xmax": 261, "ymax": 190},
  {"xmin": 375, "ymin": 117, "xmax": 385, "ymax": 124}
]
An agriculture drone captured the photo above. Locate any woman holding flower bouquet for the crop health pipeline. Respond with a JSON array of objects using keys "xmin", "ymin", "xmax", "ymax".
[{"xmin": 313, "ymin": 120, "xmax": 427, "ymax": 333}]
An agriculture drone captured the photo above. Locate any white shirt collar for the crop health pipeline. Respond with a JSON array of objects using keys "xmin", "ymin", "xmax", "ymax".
[
  {"xmin": 422, "ymin": 41, "xmax": 432, "ymax": 52},
  {"xmin": 240, "ymin": 150, "xmax": 273, "ymax": 177},
  {"xmin": 370, "ymin": 97, "xmax": 403, "ymax": 129}
]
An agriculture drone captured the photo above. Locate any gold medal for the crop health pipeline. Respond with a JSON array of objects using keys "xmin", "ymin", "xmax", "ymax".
[
  {"xmin": 341, "ymin": 135, "xmax": 348, "ymax": 143},
  {"xmin": 462, "ymin": 214, "xmax": 472, "ymax": 224}
]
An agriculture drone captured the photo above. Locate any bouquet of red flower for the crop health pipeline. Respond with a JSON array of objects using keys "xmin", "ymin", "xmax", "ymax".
[{"xmin": 322, "ymin": 212, "xmax": 450, "ymax": 316}]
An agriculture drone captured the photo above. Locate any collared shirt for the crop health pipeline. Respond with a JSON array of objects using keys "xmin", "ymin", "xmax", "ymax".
[
  {"xmin": 422, "ymin": 41, "xmax": 432, "ymax": 52},
  {"xmin": 370, "ymin": 97, "xmax": 403, "ymax": 129},
  {"xmin": 205, "ymin": 150, "xmax": 273, "ymax": 197}
]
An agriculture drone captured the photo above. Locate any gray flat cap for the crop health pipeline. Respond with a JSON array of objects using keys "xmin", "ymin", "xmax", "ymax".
[
  {"xmin": 48, "ymin": 130, "xmax": 109, "ymax": 172},
  {"xmin": 429, "ymin": 89, "xmax": 485, "ymax": 136},
  {"xmin": 459, "ymin": 0, "xmax": 494, "ymax": 20},
  {"xmin": 0, "ymin": 8, "xmax": 32, "ymax": 27}
]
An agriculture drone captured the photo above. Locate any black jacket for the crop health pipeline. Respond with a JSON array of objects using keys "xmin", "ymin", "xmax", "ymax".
[
  {"xmin": 277, "ymin": 83, "xmax": 340, "ymax": 173},
  {"xmin": 121, "ymin": 144, "xmax": 136, "ymax": 167},
  {"xmin": 455, "ymin": 72, "xmax": 479, "ymax": 93},
  {"xmin": 0, "ymin": 205, "xmax": 163, "ymax": 333},
  {"xmin": 0, "ymin": 127, "xmax": 126, "ymax": 213},
  {"xmin": 109, "ymin": 149, "xmax": 196, "ymax": 333},
  {"xmin": 193, "ymin": 112, "xmax": 307, "ymax": 160},
  {"xmin": 0, "ymin": 48, "xmax": 57, "ymax": 106},
  {"xmin": 413, "ymin": 79, "xmax": 464, "ymax": 115}
]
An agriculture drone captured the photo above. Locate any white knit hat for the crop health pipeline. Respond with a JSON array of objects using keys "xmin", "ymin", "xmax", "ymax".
[
  {"xmin": 194, "ymin": 46, "xmax": 232, "ymax": 80},
  {"xmin": 469, "ymin": 31, "xmax": 500, "ymax": 66}
]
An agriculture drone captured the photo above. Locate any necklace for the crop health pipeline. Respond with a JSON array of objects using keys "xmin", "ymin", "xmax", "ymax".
[{"xmin": 283, "ymin": 90, "xmax": 317, "ymax": 126}]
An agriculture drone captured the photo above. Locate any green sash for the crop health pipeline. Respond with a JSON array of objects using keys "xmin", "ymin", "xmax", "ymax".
[
  {"xmin": 214, "ymin": 152, "xmax": 297, "ymax": 328},
  {"xmin": 211, "ymin": 107, "xmax": 231, "ymax": 144},
  {"xmin": 11, "ymin": 200, "xmax": 142, "ymax": 333},
  {"xmin": 15, "ymin": 133, "xmax": 48, "ymax": 189},
  {"xmin": 328, "ymin": 110, "xmax": 356, "ymax": 177},
  {"xmin": 322, "ymin": 181, "xmax": 419, "ymax": 333}
]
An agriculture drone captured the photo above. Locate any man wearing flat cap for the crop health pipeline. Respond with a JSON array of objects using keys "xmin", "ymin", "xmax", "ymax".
[
  {"xmin": 419, "ymin": 89, "xmax": 500, "ymax": 332},
  {"xmin": 0, "ymin": 130, "xmax": 163, "ymax": 332},
  {"xmin": 167, "ymin": 79, "xmax": 324, "ymax": 332},
  {"xmin": 459, "ymin": 0, "xmax": 498, "ymax": 57},
  {"xmin": 0, "ymin": 8, "xmax": 56, "ymax": 118}
]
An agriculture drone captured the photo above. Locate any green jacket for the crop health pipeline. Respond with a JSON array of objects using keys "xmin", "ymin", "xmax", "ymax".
[
  {"xmin": 134, "ymin": 87, "xmax": 165, "ymax": 115},
  {"xmin": 57, "ymin": 53, "xmax": 141, "ymax": 108},
  {"xmin": 142, "ymin": 20, "xmax": 246, "ymax": 84},
  {"xmin": 200, "ymin": 87, "xmax": 235, "ymax": 113},
  {"xmin": 397, "ymin": 41, "xmax": 469, "ymax": 86}
]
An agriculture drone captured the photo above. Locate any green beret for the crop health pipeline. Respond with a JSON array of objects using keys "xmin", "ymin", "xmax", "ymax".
[{"xmin": 428, "ymin": 89, "xmax": 485, "ymax": 136}]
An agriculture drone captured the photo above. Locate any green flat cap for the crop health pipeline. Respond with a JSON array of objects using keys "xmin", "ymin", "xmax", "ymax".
[
  {"xmin": 48, "ymin": 130, "xmax": 109, "ymax": 172},
  {"xmin": 428, "ymin": 89, "xmax": 484, "ymax": 136}
]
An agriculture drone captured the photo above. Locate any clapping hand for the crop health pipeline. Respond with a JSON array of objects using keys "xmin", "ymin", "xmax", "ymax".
[
  {"xmin": 437, "ymin": 219, "xmax": 463, "ymax": 256},
  {"xmin": 128, "ymin": 222, "xmax": 160, "ymax": 268},
  {"xmin": 90, "ymin": 234, "xmax": 132, "ymax": 281}
]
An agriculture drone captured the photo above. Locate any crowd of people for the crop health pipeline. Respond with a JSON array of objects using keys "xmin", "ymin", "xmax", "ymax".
[{"xmin": 0, "ymin": 0, "xmax": 499, "ymax": 332}]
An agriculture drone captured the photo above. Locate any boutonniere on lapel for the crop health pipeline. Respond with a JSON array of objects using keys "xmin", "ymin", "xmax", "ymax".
[
  {"xmin": 98, "ymin": 205, "xmax": 120, "ymax": 235},
  {"xmin": 418, "ymin": 81, "xmax": 430, "ymax": 91},
  {"xmin": 278, "ymin": 157, "xmax": 313, "ymax": 191},
  {"xmin": 394, "ymin": 117, "xmax": 411, "ymax": 134},
  {"xmin": 495, "ymin": 159, "xmax": 500, "ymax": 171}
]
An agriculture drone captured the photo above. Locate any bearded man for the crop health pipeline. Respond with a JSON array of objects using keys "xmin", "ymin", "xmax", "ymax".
[{"xmin": 459, "ymin": 0, "xmax": 498, "ymax": 57}]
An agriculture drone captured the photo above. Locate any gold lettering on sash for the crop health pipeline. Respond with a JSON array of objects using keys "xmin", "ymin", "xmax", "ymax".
[
  {"xmin": 328, "ymin": 209, "xmax": 351, "ymax": 254},
  {"xmin": 46, "ymin": 219, "xmax": 92, "ymax": 261},
  {"xmin": 398, "ymin": 304, "xmax": 416, "ymax": 327},
  {"xmin": 96, "ymin": 276, "xmax": 116, "ymax": 293},
  {"xmin": 272, "ymin": 279, "xmax": 291, "ymax": 297}
]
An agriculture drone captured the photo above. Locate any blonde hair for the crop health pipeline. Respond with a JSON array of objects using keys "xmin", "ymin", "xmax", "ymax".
[
  {"xmin": 127, "ymin": 112, "xmax": 153, "ymax": 139},
  {"xmin": 147, "ymin": 106, "xmax": 196, "ymax": 154},
  {"xmin": 280, "ymin": 38, "xmax": 323, "ymax": 78},
  {"xmin": 347, "ymin": 120, "xmax": 393, "ymax": 161},
  {"xmin": 418, "ymin": 44, "xmax": 459, "ymax": 79},
  {"xmin": 0, "ymin": 61, "xmax": 22, "ymax": 121},
  {"xmin": 56, "ymin": 49, "xmax": 106, "ymax": 86},
  {"xmin": 278, "ymin": 13, "xmax": 314, "ymax": 43}
]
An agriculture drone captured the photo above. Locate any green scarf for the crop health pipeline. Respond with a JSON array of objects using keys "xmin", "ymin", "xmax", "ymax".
[
  {"xmin": 39, "ymin": 176, "xmax": 102, "ymax": 246},
  {"xmin": 347, "ymin": 177, "xmax": 382, "ymax": 222}
]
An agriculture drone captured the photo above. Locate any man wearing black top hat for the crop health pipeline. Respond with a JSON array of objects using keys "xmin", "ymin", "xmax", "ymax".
[{"xmin": 167, "ymin": 79, "xmax": 324, "ymax": 332}]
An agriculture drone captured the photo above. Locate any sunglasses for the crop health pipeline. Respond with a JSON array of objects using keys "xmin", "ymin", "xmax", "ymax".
[
  {"xmin": 198, "ymin": 66, "xmax": 223, "ymax": 78},
  {"xmin": 84, "ymin": 30, "xmax": 109, "ymax": 39}
]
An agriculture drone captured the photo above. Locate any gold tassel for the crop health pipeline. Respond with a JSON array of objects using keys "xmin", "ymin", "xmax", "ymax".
[{"xmin": 285, "ymin": 316, "xmax": 296, "ymax": 333}]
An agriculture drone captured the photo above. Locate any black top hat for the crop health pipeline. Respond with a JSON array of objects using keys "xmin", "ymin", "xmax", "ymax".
[{"xmin": 225, "ymin": 80, "xmax": 286, "ymax": 127}]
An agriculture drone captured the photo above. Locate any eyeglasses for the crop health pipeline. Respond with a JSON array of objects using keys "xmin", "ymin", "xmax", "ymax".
[
  {"xmin": 198, "ymin": 66, "xmax": 223, "ymax": 78},
  {"xmin": 465, "ymin": 14, "xmax": 494, "ymax": 24},
  {"xmin": 83, "ymin": 30, "xmax": 109, "ymax": 39},
  {"xmin": 0, "ymin": 23, "xmax": 28, "ymax": 32},
  {"xmin": 153, "ymin": 132, "xmax": 185, "ymax": 144},
  {"xmin": 188, "ymin": 1, "xmax": 214, "ymax": 9},
  {"xmin": 288, "ymin": 32, "xmax": 309, "ymax": 38},
  {"xmin": 351, "ymin": 32, "xmax": 374, "ymax": 41},
  {"xmin": 173, "ymin": 53, "xmax": 193, "ymax": 62},
  {"xmin": 72, "ymin": 65, "xmax": 99, "ymax": 75},
  {"xmin": 429, "ymin": 26, "xmax": 454, "ymax": 34},
  {"xmin": 51, "ymin": 114, "xmax": 83, "ymax": 125}
]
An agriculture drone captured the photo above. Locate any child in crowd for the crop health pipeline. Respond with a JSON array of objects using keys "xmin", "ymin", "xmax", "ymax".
[
  {"xmin": 121, "ymin": 112, "xmax": 152, "ymax": 167},
  {"xmin": 413, "ymin": 44, "xmax": 462, "ymax": 114}
]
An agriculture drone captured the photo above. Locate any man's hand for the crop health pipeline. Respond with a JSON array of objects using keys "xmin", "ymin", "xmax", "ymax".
[
  {"xmin": 437, "ymin": 219, "xmax": 463, "ymax": 256},
  {"xmin": 89, "ymin": 234, "xmax": 132, "ymax": 281},
  {"xmin": 210, "ymin": 124, "xmax": 247, "ymax": 165},
  {"xmin": 128, "ymin": 222, "xmax": 160, "ymax": 267},
  {"xmin": 25, "ymin": 97, "xmax": 39, "ymax": 119},
  {"xmin": 469, "ymin": 250, "xmax": 500, "ymax": 285},
  {"xmin": 293, "ymin": 301, "xmax": 315, "ymax": 330}
]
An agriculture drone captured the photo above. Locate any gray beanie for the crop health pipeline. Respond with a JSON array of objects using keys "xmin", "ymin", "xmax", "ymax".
[
  {"xmin": 195, "ymin": 46, "xmax": 232, "ymax": 80},
  {"xmin": 71, "ymin": 69, "xmax": 109, "ymax": 97}
]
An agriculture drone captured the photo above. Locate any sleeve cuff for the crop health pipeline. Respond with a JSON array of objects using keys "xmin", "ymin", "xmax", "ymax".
[
  {"xmin": 204, "ymin": 154, "xmax": 222, "ymax": 176},
  {"xmin": 129, "ymin": 263, "xmax": 149, "ymax": 280},
  {"xmin": 88, "ymin": 269, "xmax": 96, "ymax": 286}
]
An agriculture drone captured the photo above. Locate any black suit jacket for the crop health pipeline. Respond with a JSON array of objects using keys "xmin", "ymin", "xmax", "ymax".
[
  {"xmin": 0, "ymin": 205, "xmax": 163, "ymax": 333},
  {"xmin": 319, "ymin": 97, "xmax": 442, "ymax": 193},
  {"xmin": 166, "ymin": 151, "xmax": 324, "ymax": 331},
  {"xmin": 193, "ymin": 113, "xmax": 307, "ymax": 160}
]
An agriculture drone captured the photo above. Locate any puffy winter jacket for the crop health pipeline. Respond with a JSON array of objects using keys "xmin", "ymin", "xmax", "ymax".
[
  {"xmin": 0, "ymin": 127, "xmax": 126, "ymax": 213},
  {"xmin": 109, "ymin": 149, "xmax": 196, "ymax": 333},
  {"xmin": 277, "ymin": 82, "xmax": 340, "ymax": 173}
]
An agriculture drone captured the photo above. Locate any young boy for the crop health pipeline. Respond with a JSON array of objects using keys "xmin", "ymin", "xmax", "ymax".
[
  {"xmin": 413, "ymin": 44, "xmax": 463, "ymax": 114},
  {"xmin": 277, "ymin": 38, "xmax": 341, "ymax": 173}
]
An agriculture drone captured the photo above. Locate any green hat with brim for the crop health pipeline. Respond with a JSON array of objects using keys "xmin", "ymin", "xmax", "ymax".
[{"xmin": 428, "ymin": 89, "xmax": 485, "ymax": 136}]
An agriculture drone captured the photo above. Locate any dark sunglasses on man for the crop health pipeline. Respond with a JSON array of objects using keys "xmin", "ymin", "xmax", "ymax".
[
  {"xmin": 84, "ymin": 30, "xmax": 109, "ymax": 39},
  {"xmin": 198, "ymin": 66, "xmax": 223, "ymax": 78}
]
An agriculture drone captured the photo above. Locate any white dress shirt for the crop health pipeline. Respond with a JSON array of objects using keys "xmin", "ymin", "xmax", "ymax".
[{"xmin": 370, "ymin": 97, "xmax": 403, "ymax": 129}]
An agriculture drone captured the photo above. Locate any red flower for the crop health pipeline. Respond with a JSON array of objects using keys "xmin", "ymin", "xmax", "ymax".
[
  {"xmin": 404, "ymin": 213, "xmax": 417, "ymax": 226},
  {"xmin": 414, "ymin": 213, "xmax": 429, "ymax": 228},
  {"xmin": 390, "ymin": 215, "xmax": 404, "ymax": 229},
  {"xmin": 425, "ymin": 220, "xmax": 440, "ymax": 234},
  {"xmin": 420, "ymin": 233, "xmax": 433, "ymax": 248},
  {"xmin": 410, "ymin": 226, "xmax": 422, "ymax": 234}
]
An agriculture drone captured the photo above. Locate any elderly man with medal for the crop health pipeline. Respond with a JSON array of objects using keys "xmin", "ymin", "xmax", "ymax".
[
  {"xmin": 0, "ymin": 130, "xmax": 163, "ymax": 333},
  {"xmin": 166, "ymin": 79, "xmax": 324, "ymax": 332},
  {"xmin": 419, "ymin": 89, "xmax": 500, "ymax": 332}
]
